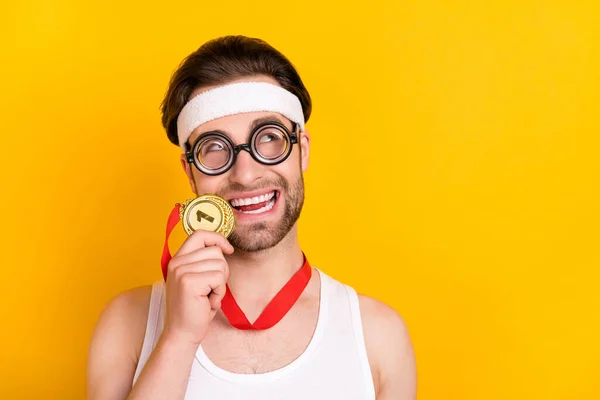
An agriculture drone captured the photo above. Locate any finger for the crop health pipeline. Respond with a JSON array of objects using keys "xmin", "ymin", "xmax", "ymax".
[
  {"xmin": 209, "ymin": 291, "xmax": 223, "ymax": 310},
  {"xmin": 208, "ymin": 277, "xmax": 227, "ymax": 310},
  {"xmin": 170, "ymin": 259, "xmax": 228, "ymax": 281},
  {"xmin": 179, "ymin": 270, "xmax": 226, "ymax": 297},
  {"xmin": 175, "ymin": 230, "xmax": 234, "ymax": 257},
  {"xmin": 169, "ymin": 246, "xmax": 225, "ymax": 269}
]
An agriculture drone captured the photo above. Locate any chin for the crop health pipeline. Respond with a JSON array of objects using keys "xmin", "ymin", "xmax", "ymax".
[{"xmin": 228, "ymin": 222, "xmax": 290, "ymax": 252}]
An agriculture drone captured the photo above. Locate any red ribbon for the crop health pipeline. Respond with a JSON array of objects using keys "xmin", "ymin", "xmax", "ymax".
[
  {"xmin": 161, "ymin": 204, "xmax": 312, "ymax": 330},
  {"xmin": 221, "ymin": 257, "xmax": 311, "ymax": 330},
  {"xmin": 161, "ymin": 204, "xmax": 182, "ymax": 281}
]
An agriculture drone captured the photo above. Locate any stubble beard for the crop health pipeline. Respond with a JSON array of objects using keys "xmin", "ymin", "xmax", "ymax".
[{"xmin": 227, "ymin": 174, "xmax": 305, "ymax": 252}]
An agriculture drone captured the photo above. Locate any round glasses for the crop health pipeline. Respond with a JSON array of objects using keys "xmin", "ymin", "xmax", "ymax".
[{"xmin": 185, "ymin": 121, "xmax": 299, "ymax": 176}]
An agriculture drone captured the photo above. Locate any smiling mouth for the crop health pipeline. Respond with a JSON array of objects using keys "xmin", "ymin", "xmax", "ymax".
[{"xmin": 228, "ymin": 191, "xmax": 277, "ymax": 214}]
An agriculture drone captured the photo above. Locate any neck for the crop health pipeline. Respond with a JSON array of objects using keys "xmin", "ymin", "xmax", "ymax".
[{"xmin": 224, "ymin": 225, "xmax": 304, "ymax": 308}]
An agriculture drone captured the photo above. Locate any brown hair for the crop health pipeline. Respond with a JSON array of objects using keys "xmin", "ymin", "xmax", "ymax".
[{"xmin": 160, "ymin": 35, "xmax": 312, "ymax": 146}]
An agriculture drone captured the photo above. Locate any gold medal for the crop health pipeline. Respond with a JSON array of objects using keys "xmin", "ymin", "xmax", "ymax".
[{"xmin": 178, "ymin": 194, "xmax": 235, "ymax": 238}]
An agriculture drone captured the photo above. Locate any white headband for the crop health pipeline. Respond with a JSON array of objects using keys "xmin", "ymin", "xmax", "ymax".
[{"xmin": 176, "ymin": 81, "xmax": 306, "ymax": 152}]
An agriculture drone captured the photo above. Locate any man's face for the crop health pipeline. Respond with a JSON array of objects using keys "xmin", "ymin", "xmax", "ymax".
[{"xmin": 180, "ymin": 76, "xmax": 310, "ymax": 252}]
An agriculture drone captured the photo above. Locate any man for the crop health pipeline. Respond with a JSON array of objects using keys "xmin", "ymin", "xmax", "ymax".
[{"xmin": 87, "ymin": 35, "xmax": 416, "ymax": 399}]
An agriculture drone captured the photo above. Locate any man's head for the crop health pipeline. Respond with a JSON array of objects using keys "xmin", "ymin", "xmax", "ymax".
[{"xmin": 161, "ymin": 36, "xmax": 312, "ymax": 252}]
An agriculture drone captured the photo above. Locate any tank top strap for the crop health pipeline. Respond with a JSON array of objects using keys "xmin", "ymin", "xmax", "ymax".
[
  {"xmin": 132, "ymin": 280, "xmax": 165, "ymax": 385},
  {"xmin": 344, "ymin": 284, "xmax": 376, "ymax": 400}
]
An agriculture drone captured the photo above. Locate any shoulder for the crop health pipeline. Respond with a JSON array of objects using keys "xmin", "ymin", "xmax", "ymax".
[
  {"xmin": 358, "ymin": 294, "xmax": 411, "ymax": 340},
  {"xmin": 103, "ymin": 284, "xmax": 153, "ymax": 317},
  {"xmin": 87, "ymin": 284, "xmax": 154, "ymax": 398},
  {"xmin": 89, "ymin": 285, "xmax": 154, "ymax": 357},
  {"xmin": 358, "ymin": 294, "xmax": 412, "ymax": 365},
  {"xmin": 94, "ymin": 284, "xmax": 153, "ymax": 346},
  {"xmin": 95, "ymin": 285, "xmax": 154, "ymax": 342},
  {"xmin": 358, "ymin": 294, "xmax": 417, "ymax": 399},
  {"xmin": 88, "ymin": 285, "xmax": 153, "ymax": 373}
]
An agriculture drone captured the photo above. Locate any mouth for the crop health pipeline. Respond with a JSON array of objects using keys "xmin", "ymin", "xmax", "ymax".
[{"xmin": 228, "ymin": 190, "xmax": 278, "ymax": 215}]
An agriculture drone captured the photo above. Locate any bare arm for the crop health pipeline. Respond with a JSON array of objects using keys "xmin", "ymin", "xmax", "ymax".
[
  {"xmin": 127, "ymin": 334, "xmax": 198, "ymax": 399},
  {"xmin": 360, "ymin": 295, "xmax": 417, "ymax": 400},
  {"xmin": 87, "ymin": 230, "xmax": 233, "ymax": 400},
  {"xmin": 87, "ymin": 286, "xmax": 150, "ymax": 400},
  {"xmin": 87, "ymin": 286, "xmax": 199, "ymax": 400}
]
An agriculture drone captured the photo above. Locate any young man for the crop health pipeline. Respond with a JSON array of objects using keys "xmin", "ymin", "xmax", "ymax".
[{"xmin": 87, "ymin": 36, "xmax": 416, "ymax": 399}]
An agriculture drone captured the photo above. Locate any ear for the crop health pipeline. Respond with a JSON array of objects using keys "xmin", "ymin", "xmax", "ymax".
[
  {"xmin": 180, "ymin": 153, "xmax": 198, "ymax": 194},
  {"xmin": 299, "ymin": 129, "xmax": 311, "ymax": 172}
]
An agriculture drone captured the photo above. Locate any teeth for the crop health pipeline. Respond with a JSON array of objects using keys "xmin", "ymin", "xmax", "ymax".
[
  {"xmin": 240, "ymin": 197, "xmax": 276, "ymax": 214},
  {"xmin": 230, "ymin": 191, "xmax": 275, "ymax": 207}
]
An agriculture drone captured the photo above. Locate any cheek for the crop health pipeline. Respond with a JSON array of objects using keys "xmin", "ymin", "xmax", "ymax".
[
  {"xmin": 274, "ymin": 162, "xmax": 302, "ymax": 186},
  {"xmin": 288, "ymin": 148, "xmax": 304, "ymax": 169},
  {"xmin": 191, "ymin": 172, "xmax": 222, "ymax": 194}
]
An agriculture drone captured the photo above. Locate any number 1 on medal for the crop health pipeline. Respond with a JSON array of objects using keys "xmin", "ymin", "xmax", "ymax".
[{"xmin": 197, "ymin": 210, "xmax": 215, "ymax": 223}]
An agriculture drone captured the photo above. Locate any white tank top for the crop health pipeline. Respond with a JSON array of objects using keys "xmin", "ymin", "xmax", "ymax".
[{"xmin": 132, "ymin": 269, "xmax": 376, "ymax": 399}]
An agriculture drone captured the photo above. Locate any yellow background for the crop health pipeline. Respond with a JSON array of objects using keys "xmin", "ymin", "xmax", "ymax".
[{"xmin": 1, "ymin": 1, "xmax": 599, "ymax": 399}]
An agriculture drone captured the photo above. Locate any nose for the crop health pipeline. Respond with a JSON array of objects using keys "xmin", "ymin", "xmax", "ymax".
[{"xmin": 227, "ymin": 148, "xmax": 264, "ymax": 186}]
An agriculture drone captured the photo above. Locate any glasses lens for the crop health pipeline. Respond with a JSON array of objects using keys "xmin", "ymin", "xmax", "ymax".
[
  {"xmin": 253, "ymin": 126, "xmax": 289, "ymax": 161},
  {"xmin": 196, "ymin": 136, "xmax": 231, "ymax": 170}
]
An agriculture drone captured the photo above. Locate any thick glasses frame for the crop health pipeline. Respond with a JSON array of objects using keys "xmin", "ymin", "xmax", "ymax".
[{"xmin": 185, "ymin": 121, "xmax": 299, "ymax": 176}]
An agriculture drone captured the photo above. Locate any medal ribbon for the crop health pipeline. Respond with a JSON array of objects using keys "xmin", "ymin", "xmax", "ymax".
[
  {"xmin": 161, "ymin": 204, "xmax": 183, "ymax": 281},
  {"xmin": 221, "ymin": 257, "xmax": 312, "ymax": 330},
  {"xmin": 161, "ymin": 204, "xmax": 312, "ymax": 330}
]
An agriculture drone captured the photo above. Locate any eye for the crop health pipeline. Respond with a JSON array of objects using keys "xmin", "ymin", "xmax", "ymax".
[
  {"xmin": 205, "ymin": 141, "xmax": 225, "ymax": 152},
  {"xmin": 198, "ymin": 137, "xmax": 228, "ymax": 156},
  {"xmin": 197, "ymin": 136, "xmax": 231, "ymax": 170},
  {"xmin": 255, "ymin": 127, "xmax": 289, "ymax": 159},
  {"xmin": 259, "ymin": 132, "xmax": 278, "ymax": 143},
  {"xmin": 256, "ymin": 127, "xmax": 286, "ymax": 143}
]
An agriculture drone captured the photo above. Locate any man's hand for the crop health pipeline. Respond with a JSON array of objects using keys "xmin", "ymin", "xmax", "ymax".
[{"xmin": 163, "ymin": 229, "xmax": 234, "ymax": 346}]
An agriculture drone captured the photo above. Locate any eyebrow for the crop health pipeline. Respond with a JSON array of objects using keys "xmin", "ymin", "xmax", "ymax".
[{"xmin": 249, "ymin": 115, "xmax": 288, "ymax": 131}]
